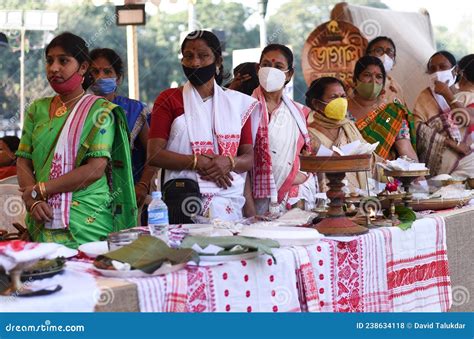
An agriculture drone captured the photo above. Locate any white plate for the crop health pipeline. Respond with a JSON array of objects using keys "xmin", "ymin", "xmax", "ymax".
[
  {"xmin": 78, "ymin": 241, "xmax": 109, "ymax": 258},
  {"xmin": 94, "ymin": 262, "xmax": 186, "ymax": 278},
  {"xmin": 53, "ymin": 246, "xmax": 78, "ymax": 258},
  {"xmin": 182, "ymin": 224, "xmax": 214, "ymax": 235},
  {"xmin": 199, "ymin": 250, "xmax": 260, "ymax": 262},
  {"xmin": 239, "ymin": 226, "xmax": 322, "ymax": 246}
]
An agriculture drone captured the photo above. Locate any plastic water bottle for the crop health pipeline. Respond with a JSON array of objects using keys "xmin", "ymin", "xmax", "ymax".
[
  {"xmin": 147, "ymin": 191, "xmax": 169, "ymax": 244},
  {"xmin": 269, "ymin": 194, "xmax": 281, "ymax": 217}
]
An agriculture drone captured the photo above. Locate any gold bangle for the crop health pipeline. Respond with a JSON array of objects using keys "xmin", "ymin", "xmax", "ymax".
[
  {"xmin": 228, "ymin": 155, "xmax": 235, "ymax": 171},
  {"xmin": 191, "ymin": 154, "xmax": 198, "ymax": 171},
  {"xmin": 38, "ymin": 182, "xmax": 47, "ymax": 200},
  {"xmin": 30, "ymin": 200, "xmax": 43, "ymax": 213},
  {"xmin": 449, "ymin": 98, "xmax": 460, "ymax": 105}
]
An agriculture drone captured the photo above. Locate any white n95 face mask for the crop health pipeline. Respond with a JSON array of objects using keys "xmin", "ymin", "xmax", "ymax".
[
  {"xmin": 430, "ymin": 67, "xmax": 456, "ymax": 87},
  {"xmin": 378, "ymin": 54, "xmax": 394, "ymax": 73},
  {"xmin": 258, "ymin": 67, "xmax": 287, "ymax": 92}
]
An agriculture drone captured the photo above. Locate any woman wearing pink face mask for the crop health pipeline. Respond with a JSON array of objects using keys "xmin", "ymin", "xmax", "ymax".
[
  {"xmin": 243, "ymin": 44, "xmax": 318, "ymax": 216},
  {"xmin": 16, "ymin": 32, "xmax": 136, "ymax": 248},
  {"xmin": 413, "ymin": 51, "xmax": 473, "ymax": 178}
]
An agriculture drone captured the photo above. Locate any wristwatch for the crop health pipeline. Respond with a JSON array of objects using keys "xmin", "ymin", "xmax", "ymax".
[{"xmin": 31, "ymin": 186, "xmax": 39, "ymax": 200}]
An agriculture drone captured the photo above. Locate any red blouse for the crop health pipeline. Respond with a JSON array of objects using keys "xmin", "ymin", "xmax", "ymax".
[
  {"xmin": 0, "ymin": 165, "xmax": 16, "ymax": 180},
  {"xmin": 149, "ymin": 88, "xmax": 252, "ymax": 145}
]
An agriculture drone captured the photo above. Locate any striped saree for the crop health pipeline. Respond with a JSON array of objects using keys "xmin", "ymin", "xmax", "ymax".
[{"xmin": 355, "ymin": 102, "xmax": 416, "ymax": 160}]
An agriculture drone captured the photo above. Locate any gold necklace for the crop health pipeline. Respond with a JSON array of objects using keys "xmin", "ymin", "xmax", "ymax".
[{"xmin": 55, "ymin": 91, "xmax": 85, "ymax": 117}]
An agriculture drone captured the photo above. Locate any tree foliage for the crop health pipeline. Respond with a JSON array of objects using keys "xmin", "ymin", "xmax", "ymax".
[{"xmin": 0, "ymin": 0, "xmax": 470, "ymax": 124}]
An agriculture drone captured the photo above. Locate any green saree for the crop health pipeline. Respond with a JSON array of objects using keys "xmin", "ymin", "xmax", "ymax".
[{"xmin": 16, "ymin": 96, "xmax": 137, "ymax": 249}]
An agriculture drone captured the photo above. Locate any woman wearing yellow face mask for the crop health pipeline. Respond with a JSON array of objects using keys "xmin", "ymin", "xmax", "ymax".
[
  {"xmin": 348, "ymin": 56, "xmax": 418, "ymax": 161},
  {"xmin": 306, "ymin": 77, "xmax": 373, "ymax": 192}
]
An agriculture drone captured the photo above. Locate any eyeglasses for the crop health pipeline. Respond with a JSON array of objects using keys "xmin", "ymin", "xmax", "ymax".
[{"xmin": 368, "ymin": 47, "xmax": 395, "ymax": 58}]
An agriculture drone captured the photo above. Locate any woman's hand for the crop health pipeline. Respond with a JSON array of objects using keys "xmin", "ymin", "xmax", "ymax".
[
  {"xmin": 445, "ymin": 138, "xmax": 471, "ymax": 155},
  {"xmin": 134, "ymin": 183, "xmax": 149, "ymax": 208},
  {"xmin": 433, "ymin": 80, "xmax": 455, "ymax": 102},
  {"xmin": 243, "ymin": 174, "xmax": 256, "ymax": 217},
  {"xmin": 197, "ymin": 155, "xmax": 234, "ymax": 188},
  {"xmin": 453, "ymin": 142, "xmax": 471, "ymax": 156},
  {"xmin": 228, "ymin": 73, "xmax": 252, "ymax": 91},
  {"xmin": 19, "ymin": 185, "xmax": 36, "ymax": 211},
  {"xmin": 30, "ymin": 201, "xmax": 53, "ymax": 224}
]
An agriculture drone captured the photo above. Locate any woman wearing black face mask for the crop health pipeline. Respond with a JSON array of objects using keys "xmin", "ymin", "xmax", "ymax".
[{"xmin": 148, "ymin": 30, "xmax": 259, "ymax": 222}]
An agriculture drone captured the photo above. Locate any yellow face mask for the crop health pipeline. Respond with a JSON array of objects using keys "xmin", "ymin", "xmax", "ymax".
[{"xmin": 322, "ymin": 97, "xmax": 348, "ymax": 121}]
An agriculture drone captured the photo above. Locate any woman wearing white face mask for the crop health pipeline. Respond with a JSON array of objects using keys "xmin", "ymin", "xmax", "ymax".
[
  {"xmin": 366, "ymin": 36, "xmax": 407, "ymax": 107},
  {"xmin": 306, "ymin": 77, "xmax": 375, "ymax": 193},
  {"xmin": 243, "ymin": 44, "xmax": 317, "ymax": 216},
  {"xmin": 413, "ymin": 51, "xmax": 473, "ymax": 178}
]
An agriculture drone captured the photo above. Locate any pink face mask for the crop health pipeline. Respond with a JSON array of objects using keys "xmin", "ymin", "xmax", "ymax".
[{"xmin": 49, "ymin": 72, "xmax": 83, "ymax": 95}]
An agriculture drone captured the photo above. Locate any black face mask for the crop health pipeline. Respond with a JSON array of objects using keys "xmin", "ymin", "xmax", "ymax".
[{"xmin": 182, "ymin": 62, "xmax": 216, "ymax": 86}]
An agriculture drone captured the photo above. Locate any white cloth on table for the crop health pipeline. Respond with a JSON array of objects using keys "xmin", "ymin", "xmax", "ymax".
[
  {"xmin": 287, "ymin": 246, "xmax": 321, "ymax": 312},
  {"xmin": 127, "ymin": 269, "xmax": 188, "ymax": 312},
  {"xmin": 306, "ymin": 230, "xmax": 390, "ymax": 312},
  {"xmin": 383, "ymin": 216, "xmax": 452, "ymax": 312},
  {"xmin": 0, "ymin": 261, "xmax": 98, "ymax": 312},
  {"xmin": 211, "ymin": 248, "xmax": 301, "ymax": 312},
  {"xmin": 0, "ymin": 241, "xmax": 64, "ymax": 273}
]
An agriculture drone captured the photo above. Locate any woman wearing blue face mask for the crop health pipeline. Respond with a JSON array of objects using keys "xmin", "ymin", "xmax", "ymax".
[
  {"xmin": 413, "ymin": 51, "xmax": 473, "ymax": 178},
  {"xmin": 90, "ymin": 48, "xmax": 156, "ymax": 212}
]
